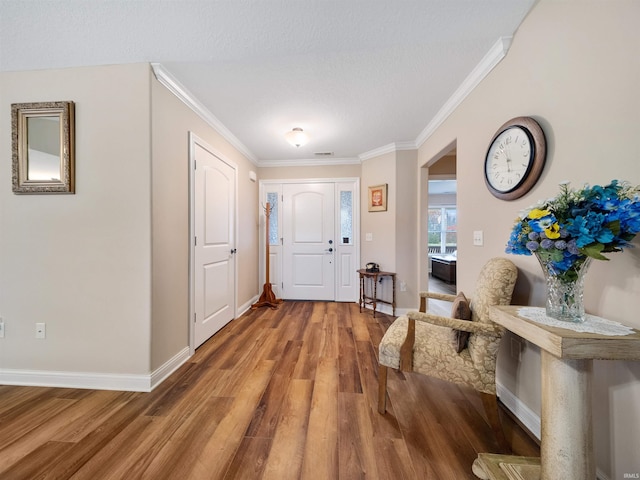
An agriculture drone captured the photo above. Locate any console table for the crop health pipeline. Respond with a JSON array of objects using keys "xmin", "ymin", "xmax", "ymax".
[
  {"xmin": 357, "ymin": 269, "xmax": 396, "ymax": 318},
  {"xmin": 473, "ymin": 305, "xmax": 640, "ymax": 480}
]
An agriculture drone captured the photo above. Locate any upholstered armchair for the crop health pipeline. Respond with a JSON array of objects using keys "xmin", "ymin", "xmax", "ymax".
[{"xmin": 377, "ymin": 257, "xmax": 517, "ymax": 451}]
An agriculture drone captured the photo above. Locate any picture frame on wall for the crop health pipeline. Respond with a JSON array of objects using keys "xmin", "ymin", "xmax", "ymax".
[
  {"xmin": 11, "ymin": 101, "xmax": 75, "ymax": 194},
  {"xmin": 368, "ymin": 183, "xmax": 387, "ymax": 212}
]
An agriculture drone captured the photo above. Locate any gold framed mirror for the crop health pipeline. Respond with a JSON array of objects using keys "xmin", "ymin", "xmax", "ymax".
[{"xmin": 12, "ymin": 101, "xmax": 75, "ymax": 194}]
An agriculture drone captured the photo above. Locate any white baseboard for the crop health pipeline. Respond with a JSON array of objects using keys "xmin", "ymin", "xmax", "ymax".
[
  {"xmin": 149, "ymin": 347, "xmax": 191, "ymax": 391},
  {"xmin": 496, "ymin": 381, "xmax": 541, "ymax": 440},
  {"xmin": 238, "ymin": 295, "xmax": 260, "ymax": 317},
  {"xmin": 0, "ymin": 346, "xmax": 191, "ymax": 392},
  {"xmin": 0, "ymin": 368, "xmax": 152, "ymax": 392}
]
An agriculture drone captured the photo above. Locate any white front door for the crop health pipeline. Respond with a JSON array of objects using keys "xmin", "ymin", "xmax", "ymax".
[
  {"xmin": 193, "ymin": 139, "xmax": 236, "ymax": 348},
  {"xmin": 282, "ymin": 183, "xmax": 335, "ymax": 300}
]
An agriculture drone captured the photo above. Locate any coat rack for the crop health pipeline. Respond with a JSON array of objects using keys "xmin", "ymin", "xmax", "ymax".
[{"xmin": 251, "ymin": 202, "xmax": 283, "ymax": 310}]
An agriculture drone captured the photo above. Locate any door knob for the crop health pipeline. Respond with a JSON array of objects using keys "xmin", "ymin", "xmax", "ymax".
[
  {"xmin": 325, "ymin": 247, "xmax": 333, "ymax": 253},
  {"xmin": 230, "ymin": 248, "xmax": 237, "ymax": 254}
]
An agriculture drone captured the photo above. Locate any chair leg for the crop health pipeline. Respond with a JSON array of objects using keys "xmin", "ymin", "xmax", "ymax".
[
  {"xmin": 479, "ymin": 392, "xmax": 511, "ymax": 454},
  {"xmin": 377, "ymin": 365, "xmax": 388, "ymax": 414}
]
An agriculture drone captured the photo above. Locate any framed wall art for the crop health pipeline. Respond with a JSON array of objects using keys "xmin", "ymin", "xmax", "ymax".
[
  {"xmin": 12, "ymin": 101, "xmax": 75, "ymax": 194},
  {"xmin": 368, "ymin": 183, "xmax": 387, "ymax": 212}
]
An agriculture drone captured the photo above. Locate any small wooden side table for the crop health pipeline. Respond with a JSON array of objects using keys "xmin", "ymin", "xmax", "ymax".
[
  {"xmin": 357, "ymin": 269, "xmax": 396, "ymax": 318},
  {"xmin": 473, "ymin": 305, "xmax": 640, "ymax": 480}
]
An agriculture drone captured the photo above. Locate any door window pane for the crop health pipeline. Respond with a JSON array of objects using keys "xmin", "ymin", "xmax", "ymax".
[
  {"xmin": 340, "ymin": 191, "xmax": 352, "ymax": 244},
  {"xmin": 267, "ymin": 192, "xmax": 279, "ymax": 245}
]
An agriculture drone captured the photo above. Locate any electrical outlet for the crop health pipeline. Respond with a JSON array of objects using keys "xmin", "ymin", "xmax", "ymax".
[
  {"xmin": 0, "ymin": 318, "xmax": 4, "ymax": 338},
  {"xmin": 400, "ymin": 281, "xmax": 407, "ymax": 292},
  {"xmin": 36, "ymin": 322, "xmax": 46, "ymax": 339}
]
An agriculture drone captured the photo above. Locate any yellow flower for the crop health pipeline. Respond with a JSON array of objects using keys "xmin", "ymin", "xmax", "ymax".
[
  {"xmin": 528, "ymin": 209, "xmax": 551, "ymax": 220},
  {"xmin": 544, "ymin": 223, "xmax": 561, "ymax": 239}
]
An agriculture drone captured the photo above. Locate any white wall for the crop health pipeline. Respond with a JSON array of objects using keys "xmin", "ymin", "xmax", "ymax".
[
  {"xmin": 0, "ymin": 64, "xmax": 152, "ymax": 376},
  {"xmin": 417, "ymin": 1, "xmax": 640, "ymax": 477}
]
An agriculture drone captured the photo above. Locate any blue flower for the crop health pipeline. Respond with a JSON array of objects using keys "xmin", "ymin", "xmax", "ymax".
[{"xmin": 505, "ymin": 180, "xmax": 640, "ymax": 272}]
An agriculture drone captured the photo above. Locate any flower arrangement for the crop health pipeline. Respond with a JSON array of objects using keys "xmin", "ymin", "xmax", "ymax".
[{"xmin": 506, "ymin": 180, "xmax": 640, "ymax": 283}]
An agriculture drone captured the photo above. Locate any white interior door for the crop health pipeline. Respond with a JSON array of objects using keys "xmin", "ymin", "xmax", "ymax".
[
  {"xmin": 282, "ymin": 183, "xmax": 335, "ymax": 300},
  {"xmin": 193, "ymin": 141, "xmax": 236, "ymax": 348}
]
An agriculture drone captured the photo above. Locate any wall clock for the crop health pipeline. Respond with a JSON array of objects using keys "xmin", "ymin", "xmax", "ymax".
[{"xmin": 484, "ymin": 116, "xmax": 546, "ymax": 200}]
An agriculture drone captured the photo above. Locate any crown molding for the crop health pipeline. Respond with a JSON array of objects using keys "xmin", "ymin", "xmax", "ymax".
[
  {"xmin": 257, "ymin": 156, "xmax": 361, "ymax": 168},
  {"xmin": 359, "ymin": 141, "xmax": 417, "ymax": 161},
  {"xmin": 151, "ymin": 63, "xmax": 259, "ymax": 165},
  {"xmin": 415, "ymin": 36, "xmax": 513, "ymax": 148},
  {"xmin": 154, "ymin": 35, "xmax": 512, "ymax": 168}
]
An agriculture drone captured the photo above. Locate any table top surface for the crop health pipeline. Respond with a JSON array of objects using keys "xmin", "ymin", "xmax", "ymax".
[
  {"xmin": 491, "ymin": 305, "xmax": 640, "ymax": 360},
  {"xmin": 357, "ymin": 269, "xmax": 396, "ymax": 276}
]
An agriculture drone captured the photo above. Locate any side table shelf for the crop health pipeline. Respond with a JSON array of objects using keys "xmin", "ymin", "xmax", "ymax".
[{"xmin": 357, "ymin": 269, "xmax": 396, "ymax": 318}]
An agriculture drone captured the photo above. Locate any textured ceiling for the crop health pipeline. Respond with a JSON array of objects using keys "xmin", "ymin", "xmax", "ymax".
[{"xmin": 0, "ymin": 0, "xmax": 536, "ymax": 165}]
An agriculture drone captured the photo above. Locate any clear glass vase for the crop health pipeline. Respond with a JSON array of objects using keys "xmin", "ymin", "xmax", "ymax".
[{"xmin": 535, "ymin": 254, "xmax": 593, "ymax": 323}]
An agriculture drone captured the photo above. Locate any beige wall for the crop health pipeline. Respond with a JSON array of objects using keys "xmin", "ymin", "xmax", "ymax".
[
  {"xmin": 361, "ymin": 150, "xmax": 419, "ymax": 310},
  {"xmin": 395, "ymin": 150, "xmax": 418, "ymax": 307},
  {"xmin": 418, "ymin": 1, "xmax": 640, "ymax": 476},
  {"xmin": 258, "ymin": 163, "xmax": 361, "ymax": 180},
  {"xmin": 0, "ymin": 64, "xmax": 152, "ymax": 375},
  {"xmin": 150, "ymin": 72, "xmax": 259, "ymax": 369},
  {"xmin": 0, "ymin": 64, "xmax": 260, "ymax": 383}
]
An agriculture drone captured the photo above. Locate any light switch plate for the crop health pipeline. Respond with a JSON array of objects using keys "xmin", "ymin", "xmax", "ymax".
[{"xmin": 473, "ymin": 230, "xmax": 484, "ymax": 246}]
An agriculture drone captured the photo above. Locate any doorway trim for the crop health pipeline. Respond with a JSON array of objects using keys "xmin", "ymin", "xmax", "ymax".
[
  {"xmin": 188, "ymin": 132, "xmax": 239, "ymax": 356},
  {"xmin": 259, "ymin": 177, "xmax": 360, "ymax": 302}
]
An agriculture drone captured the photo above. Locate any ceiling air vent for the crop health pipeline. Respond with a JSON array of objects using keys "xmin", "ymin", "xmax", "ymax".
[{"xmin": 314, "ymin": 152, "xmax": 334, "ymax": 156}]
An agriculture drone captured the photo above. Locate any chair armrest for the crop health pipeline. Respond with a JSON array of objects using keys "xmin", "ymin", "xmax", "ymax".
[
  {"xmin": 407, "ymin": 310, "xmax": 502, "ymax": 336},
  {"xmin": 418, "ymin": 291, "xmax": 458, "ymax": 312},
  {"xmin": 419, "ymin": 291, "xmax": 459, "ymax": 302}
]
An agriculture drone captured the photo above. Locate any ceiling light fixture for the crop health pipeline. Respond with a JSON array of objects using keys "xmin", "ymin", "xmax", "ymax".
[{"xmin": 285, "ymin": 127, "xmax": 309, "ymax": 147}]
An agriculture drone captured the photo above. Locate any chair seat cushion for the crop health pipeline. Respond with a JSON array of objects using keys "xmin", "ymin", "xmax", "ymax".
[{"xmin": 378, "ymin": 316, "xmax": 489, "ymax": 392}]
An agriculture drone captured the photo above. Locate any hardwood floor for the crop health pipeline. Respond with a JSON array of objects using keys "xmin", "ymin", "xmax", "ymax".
[{"xmin": 0, "ymin": 301, "xmax": 538, "ymax": 479}]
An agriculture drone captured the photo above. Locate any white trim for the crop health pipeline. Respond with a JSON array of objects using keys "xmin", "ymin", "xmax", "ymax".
[
  {"xmin": 152, "ymin": 63, "xmax": 258, "ymax": 165},
  {"xmin": 0, "ymin": 369, "xmax": 150, "ymax": 392},
  {"xmin": 188, "ymin": 132, "xmax": 239, "ymax": 356},
  {"xmin": 238, "ymin": 294, "xmax": 260, "ymax": 317},
  {"xmin": 496, "ymin": 381, "xmax": 541, "ymax": 440},
  {"xmin": 359, "ymin": 141, "xmax": 418, "ymax": 161},
  {"xmin": 0, "ymin": 347, "xmax": 191, "ymax": 392},
  {"xmin": 259, "ymin": 177, "xmax": 361, "ymax": 303},
  {"xmin": 153, "ymin": 37, "xmax": 511, "ymax": 168},
  {"xmin": 149, "ymin": 347, "xmax": 191, "ymax": 391},
  {"xmin": 415, "ymin": 36, "xmax": 512, "ymax": 148}
]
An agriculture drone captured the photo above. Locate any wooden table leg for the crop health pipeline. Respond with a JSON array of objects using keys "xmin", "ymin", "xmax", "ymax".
[
  {"xmin": 372, "ymin": 275, "xmax": 377, "ymax": 318},
  {"xmin": 541, "ymin": 351, "xmax": 594, "ymax": 479}
]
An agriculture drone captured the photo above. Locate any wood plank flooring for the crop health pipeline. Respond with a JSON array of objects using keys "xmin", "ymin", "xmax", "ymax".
[{"xmin": 0, "ymin": 301, "xmax": 538, "ymax": 479}]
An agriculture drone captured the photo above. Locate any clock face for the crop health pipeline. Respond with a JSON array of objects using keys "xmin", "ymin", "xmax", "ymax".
[{"xmin": 484, "ymin": 126, "xmax": 534, "ymax": 193}]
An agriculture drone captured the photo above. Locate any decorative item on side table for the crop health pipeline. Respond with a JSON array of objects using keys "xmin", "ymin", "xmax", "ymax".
[{"xmin": 506, "ymin": 180, "xmax": 640, "ymax": 322}]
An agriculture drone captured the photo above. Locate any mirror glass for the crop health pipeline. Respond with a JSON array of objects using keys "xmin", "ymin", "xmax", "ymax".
[{"xmin": 27, "ymin": 116, "xmax": 62, "ymax": 181}]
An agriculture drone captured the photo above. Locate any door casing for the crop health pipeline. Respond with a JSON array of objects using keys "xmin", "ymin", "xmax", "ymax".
[
  {"xmin": 259, "ymin": 178, "xmax": 360, "ymax": 302},
  {"xmin": 188, "ymin": 132, "xmax": 238, "ymax": 355}
]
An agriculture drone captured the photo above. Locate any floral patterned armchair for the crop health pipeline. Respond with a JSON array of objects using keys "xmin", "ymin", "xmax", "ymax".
[{"xmin": 377, "ymin": 257, "xmax": 518, "ymax": 451}]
